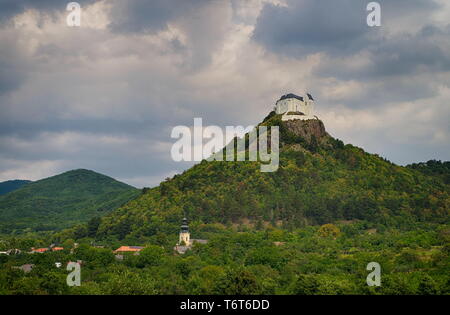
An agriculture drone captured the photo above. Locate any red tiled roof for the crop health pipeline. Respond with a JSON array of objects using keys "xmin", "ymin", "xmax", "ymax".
[
  {"xmin": 32, "ymin": 248, "xmax": 49, "ymax": 253},
  {"xmin": 52, "ymin": 247, "xmax": 64, "ymax": 251}
]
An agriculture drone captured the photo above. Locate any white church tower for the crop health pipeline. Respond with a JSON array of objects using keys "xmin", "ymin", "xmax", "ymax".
[
  {"xmin": 178, "ymin": 217, "xmax": 190, "ymax": 246},
  {"xmin": 275, "ymin": 92, "xmax": 317, "ymax": 121}
]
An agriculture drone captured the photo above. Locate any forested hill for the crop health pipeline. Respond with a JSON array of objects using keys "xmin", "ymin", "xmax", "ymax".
[
  {"xmin": 0, "ymin": 180, "xmax": 32, "ymax": 195},
  {"xmin": 89, "ymin": 113, "xmax": 449, "ymax": 240},
  {"xmin": 407, "ymin": 160, "xmax": 450, "ymax": 185},
  {"xmin": 0, "ymin": 169, "xmax": 139, "ymax": 234}
]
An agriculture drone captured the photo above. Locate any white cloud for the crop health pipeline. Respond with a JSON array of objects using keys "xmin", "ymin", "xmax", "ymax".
[{"xmin": 0, "ymin": 158, "xmax": 64, "ymax": 181}]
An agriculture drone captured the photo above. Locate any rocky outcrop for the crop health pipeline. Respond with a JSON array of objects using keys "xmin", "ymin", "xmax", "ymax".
[{"xmin": 282, "ymin": 118, "xmax": 330, "ymax": 146}]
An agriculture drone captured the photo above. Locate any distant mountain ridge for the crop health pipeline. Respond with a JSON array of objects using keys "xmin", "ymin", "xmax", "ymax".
[
  {"xmin": 0, "ymin": 180, "xmax": 32, "ymax": 195},
  {"xmin": 0, "ymin": 169, "xmax": 139, "ymax": 234}
]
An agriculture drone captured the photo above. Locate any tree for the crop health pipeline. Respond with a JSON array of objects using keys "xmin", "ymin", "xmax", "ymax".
[
  {"xmin": 418, "ymin": 275, "xmax": 440, "ymax": 295},
  {"xmin": 73, "ymin": 224, "xmax": 88, "ymax": 239},
  {"xmin": 317, "ymin": 224, "xmax": 341, "ymax": 239},
  {"xmin": 105, "ymin": 271, "xmax": 157, "ymax": 295},
  {"xmin": 290, "ymin": 274, "xmax": 319, "ymax": 295},
  {"xmin": 245, "ymin": 246, "xmax": 286, "ymax": 270},
  {"xmin": 87, "ymin": 217, "xmax": 101, "ymax": 237},
  {"xmin": 40, "ymin": 272, "xmax": 69, "ymax": 295},
  {"xmin": 136, "ymin": 245, "xmax": 165, "ymax": 267},
  {"xmin": 214, "ymin": 267, "xmax": 261, "ymax": 294}
]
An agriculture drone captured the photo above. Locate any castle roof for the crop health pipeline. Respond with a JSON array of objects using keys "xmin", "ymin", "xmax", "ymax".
[
  {"xmin": 279, "ymin": 93, "xmax": 304, "ymax": 102},
  {"xmin": 278, "ymin": 93, "xmax": 314, "ymax": 102}
]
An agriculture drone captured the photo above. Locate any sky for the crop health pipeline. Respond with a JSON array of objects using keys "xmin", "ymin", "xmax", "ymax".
[{"xmin": 0, "ymin": 0, "xmax": 449, "ymax": 187}]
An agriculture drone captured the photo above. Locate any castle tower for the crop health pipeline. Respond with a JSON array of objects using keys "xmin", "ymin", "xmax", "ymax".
[
  {"xmin": 305, "ymin": 92, "xmax": 314, "ymax": 117},
  {"xmin": 179, "ymin": 217, "xmax": 190, "ymax": 246}
]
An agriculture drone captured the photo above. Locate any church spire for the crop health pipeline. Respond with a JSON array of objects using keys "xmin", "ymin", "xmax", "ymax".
[
  {"xmin": 179, "ymin": 217, "xmax": 190, "ymax": 246},
  {"xmin": 181, "ymin": 217, "xmax": 189, "ymax": 233}
]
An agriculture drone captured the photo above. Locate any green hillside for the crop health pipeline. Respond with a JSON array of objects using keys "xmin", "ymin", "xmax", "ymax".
[
  {"xmin": 1, "ymin": 114, "xmax": 448, "ymax": 296},
  {"xmin": 407, "ymin": 160, "xmax": 450, "ymax": 185},
  {"xmin": 93, "ymin": 113, "xmax": 449, "ymax": 240},
  {"xmin": 0, "ymin": 169, "xmax": 139, "ymax": 234},
  {"xmin": 0, "ymin": 180, "xmax": 32, "ymax": 195}
]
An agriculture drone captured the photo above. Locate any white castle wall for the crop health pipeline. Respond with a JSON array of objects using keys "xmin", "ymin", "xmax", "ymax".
[
  {"xmin": 275, "ymin": 96, "xmax": 315, "ymax": 120},
  {"xmin": 275, "ymin": 98, "xmax": 300, "ymax": 114}
]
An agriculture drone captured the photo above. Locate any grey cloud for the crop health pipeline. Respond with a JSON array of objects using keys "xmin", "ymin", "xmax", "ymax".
[
  {"xmin": 369, "ymin": 25, "xmax": 450, "ymax": 77},
  {"xmin": 107, "ymin": 0, "xmax": 209, "ymax": 34},
  {"xmin": 253, "ymin": 0, "xmax": 441, "ymax": 57},
  {"xmin": 0, "ymin": 131, "xmax": 189, "ymax": 187},
  {"xmin": 0, "ymin": 31, "xmax": 30, "ymax": 95},
  {"xmin": 253, "ymin": 0, "xmax": 373, "ymax": 56},
  {"xmin": 0, "ymin": 0, "xmax": 97, "ymax": 24},
  {"xmin": 248, "ymin": 0, "xmax": 450, "ymax": 109},
  {"xmin": 315, "ymin": 24, "xmax": 450, "ymax": 81},
  {"xmin": 0, "ymin": 0, "xmax": 448, "ymax": 188},
  {"xmin": 108, "ymin": 0, "xmax": 231, "ymax": 70}
]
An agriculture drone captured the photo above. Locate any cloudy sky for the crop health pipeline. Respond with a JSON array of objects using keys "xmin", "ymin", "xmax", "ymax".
[{"xmin": 0, "ymin": 0, "xmax": 449, "ymax": 187}]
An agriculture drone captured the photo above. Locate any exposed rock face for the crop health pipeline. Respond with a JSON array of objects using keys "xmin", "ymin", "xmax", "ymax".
[{"xmin": 282, "ymin": 119, "xmax": 329, "ymax": 145}]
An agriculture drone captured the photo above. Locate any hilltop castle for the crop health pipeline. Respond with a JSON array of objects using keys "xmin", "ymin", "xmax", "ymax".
[{"xmin": 275, "ymin": 92, "xmax": 317, "ymax": 121}]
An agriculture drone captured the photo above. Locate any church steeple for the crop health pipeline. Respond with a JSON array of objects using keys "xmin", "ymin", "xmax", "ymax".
[
  {"xmin": 174, "ymin": 216, "xmax": 208, "ymax": 254},
  {"xmin": 179, "ymin": 217, "xmax": 190, "ymax": 246},
  {"xmin": 181, "ymin": 217, "xmax": 189, "ymax": 233}
]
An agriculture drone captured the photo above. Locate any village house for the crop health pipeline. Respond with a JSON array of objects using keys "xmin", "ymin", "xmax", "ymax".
[
  {"xmin": 113, "ymin": 246, "xmax": 144, "ymax": 254},
  {"xmin": 30, "ymin": 245, "xmax": 64, "ymax": 253},
  {"xmin": 14, "ymin": 264, "xmax": 35, "ymax": 273},
  {"xmin": 113, "ymin": 245, "xmax": 145, "ymax": 261},
  {"xmin": 31, "ymin": 247, "xmax": 49, "ymax": 253},
  {"xmin": 1, "ymin": 249, "xmax": 21, "ymax": 255}
]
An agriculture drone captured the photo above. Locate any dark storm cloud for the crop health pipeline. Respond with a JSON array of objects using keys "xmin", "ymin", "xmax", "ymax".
[
  {"xmin": 253, "ymin": 0, "xmax": 372, "ymax": 56},
  {"xmin": 108, "ymin": 0, "xmax": 232, "ymax": 70},
  {"xmin": 0, "ymin": 0, "xmax": 448, "ymax": 186},
  {"xmin": 0, "ymin": 0, "xmax": 97, "ymax": 23},
  {"xmin": 368, "ymin": 25, "xmax": 450, "ymax": 77},
  {"xmin": 0, "ymin": 31, "xmax": 29, "ymax": 95},
  {"xmin": 315, "ymin": 24, "xmax": 450, "ymax": 81},
  {"xmin": 253, "ymin": 0, "xmax": 441, "ymax": 57},
  {"xmin": 107, "ymin": 0, "xmax": 209, "ymax": 33},
  {"xmin": 252, "ymin": 0, "xmax": 450, "ymax": 109}
]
